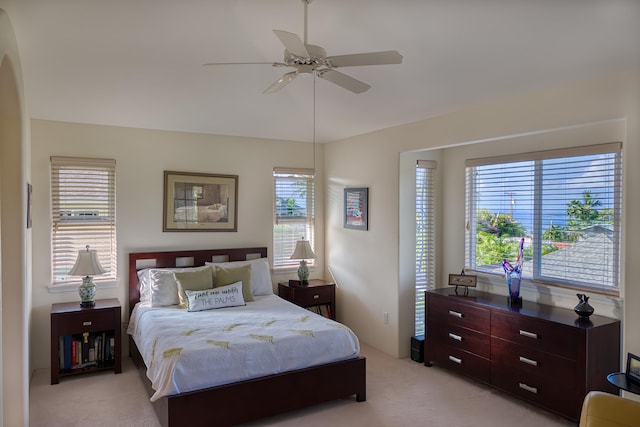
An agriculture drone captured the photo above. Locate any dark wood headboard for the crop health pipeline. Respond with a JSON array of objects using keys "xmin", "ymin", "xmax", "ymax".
[{"xmin": 128, "ymin": 247, "xmax": 268, "ymax": 315}]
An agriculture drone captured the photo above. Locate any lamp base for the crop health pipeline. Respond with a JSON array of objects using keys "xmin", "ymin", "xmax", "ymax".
[
  {"xmin": 297, "ymin": 260, "xmax": 310, "ymax": 284},
  {"xmin": 78, "ymin": 275, "xmax": 97, "ymax": 308}
]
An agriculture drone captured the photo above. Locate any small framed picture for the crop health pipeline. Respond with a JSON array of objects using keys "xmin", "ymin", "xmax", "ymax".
[
  {"xmin": 626, "ymin": 353, "xmax": 640, "ymax": 383},
  {"xmin": 344, "ymin": 187, "xmax": 368, "ymax": 230},
  {"xmin": 448, "ymin": 274, "xmax": 477, "ymax": 287}
]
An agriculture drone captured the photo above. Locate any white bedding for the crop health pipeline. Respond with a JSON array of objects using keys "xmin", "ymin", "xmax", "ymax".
[{"xmin": 127, "ymin": 294, "xmax": 360, "ymax": 401}]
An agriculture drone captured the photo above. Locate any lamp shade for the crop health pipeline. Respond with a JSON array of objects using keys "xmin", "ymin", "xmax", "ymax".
[
  {"xmin": 68, "ymin": 246, "xmax": 106, "ymax": 277},
  {"xmin": 290, "ymin": 240, "xmax": 316, "ymax": 260}
]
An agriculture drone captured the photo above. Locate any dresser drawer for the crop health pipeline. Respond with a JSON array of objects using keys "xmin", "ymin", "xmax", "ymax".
[
  {"xmin": 491, "ymin": 311, "xmax": 578, "ymax": 359},
  {"xmin": 430, "ymin": 343, "xmax": 490, "ymax": 383},
  {"xmin": 428, "ymin": 294, "xmax": 490, "ymax": 334},
  {"xmin": 491, "ymin": 364, "xmax": 580, "ymax": 419},
  {"xmin": 428, "ymin": 322, "xmax": 490, "ymax": 359},
  {"xmin": 289, "ymin": 285, "xmax": 334, "ymax": 306},
  {"xmin": 491, "ymin": 336, "xmax": 577, "ymax": 382},
  {"xmin": 56, "ymin": 309, "xmax": 116, "ymax": 334}
]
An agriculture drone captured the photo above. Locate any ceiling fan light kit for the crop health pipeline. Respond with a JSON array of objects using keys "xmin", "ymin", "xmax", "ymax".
[{"xmin": 204, "ymin": 0, "xmax": 402, "ymax": 94}]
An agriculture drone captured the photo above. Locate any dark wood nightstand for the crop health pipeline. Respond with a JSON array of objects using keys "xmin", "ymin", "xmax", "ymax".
[
  {"xmin": 278, "ymin": 279, "xmax": 336, "ymax": 320},
  {"xmin": 50, "ymin": 298, "xmax": 122, "ymax": 384}
]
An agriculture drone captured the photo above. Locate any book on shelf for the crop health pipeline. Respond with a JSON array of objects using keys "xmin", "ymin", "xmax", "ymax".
[
  {"xmin": 63, "ymin": 335, "xmax": 72, "ymax": 370},
  {"xmin": 58, "ymin": 330, "xmax": 115, "ymax": 372},
  {"xmin": 319, "ymin": 304, "xmax": 332, "ymax": 318},
  {"xmin": 109, "ymin": 337, "xmax": 115, "ymax": 360},
  {"xmin": 58, "ymin": 337, "xmax": 64, "ymax": 370},
  {"xmin": 81, "ymin": 332, "xmax": 90, "ymax": 363},
  {"xmin": 305, "ymin": 304, "xmax": 331, "ymax": 318}
]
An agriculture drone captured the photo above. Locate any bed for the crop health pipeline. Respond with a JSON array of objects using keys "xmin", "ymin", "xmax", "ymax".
[{"xmin": 128, "ymin": 247, "xmax": 366, "ymax": 427}]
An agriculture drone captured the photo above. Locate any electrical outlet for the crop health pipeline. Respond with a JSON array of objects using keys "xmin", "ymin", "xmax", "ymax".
[{"xmin": 383, "ymin": 312, "xmax": 389, "ymax": 324}]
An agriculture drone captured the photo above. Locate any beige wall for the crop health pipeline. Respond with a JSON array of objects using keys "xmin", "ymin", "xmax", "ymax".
[
  {"xmin": 30, "ymin": 120, "xmax": 325, "ymax": 371},
  {"xmin": 326, "ymin": 68, "xmax": 640, "ymax": 359}
]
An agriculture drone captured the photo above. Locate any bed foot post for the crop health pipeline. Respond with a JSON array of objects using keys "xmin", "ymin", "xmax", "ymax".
[{"xmin": 355, "ymin": 356, "xmax": 366, "ymax": 401}]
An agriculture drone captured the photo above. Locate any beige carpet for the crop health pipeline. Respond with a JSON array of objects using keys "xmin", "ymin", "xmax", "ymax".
[{"xmin": 30, "ymin": 343, "xmax": 575, "ymax": 427}]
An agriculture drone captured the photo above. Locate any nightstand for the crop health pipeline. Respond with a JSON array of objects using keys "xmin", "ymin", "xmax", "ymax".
[
  {"xmin": 50, "ymin": 298, "xmax": 122, "ymax": 384},
  {"xmin": 278, "ymin": 279, "xmax": 336, "ymax": 320}
]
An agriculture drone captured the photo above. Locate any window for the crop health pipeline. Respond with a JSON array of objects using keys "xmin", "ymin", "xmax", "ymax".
[
  {"xmin": 51, "ymin": 156, "xmax": 117, "ymax": 284},
  {"xmin": 273, "ymin": 168, "xmax": 315, "ymax": 268},
  {"xmin": 415, "ymin": 160, "xmax": 436, "ymax": 335},
  {"xmin": 465, "ymin": 143, "xmax": 621, "ymax": 294}
]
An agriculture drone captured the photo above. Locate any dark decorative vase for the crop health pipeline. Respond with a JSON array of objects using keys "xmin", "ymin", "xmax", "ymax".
[{"xmin": 574, "ymin": 293, "xmax": 594, "ymax": 318}]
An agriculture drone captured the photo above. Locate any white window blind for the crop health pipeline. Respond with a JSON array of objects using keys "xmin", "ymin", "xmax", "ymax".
[
  {"xmin": 273, "ymin": 168, "xmax": 315, "ymax": 268},
  {"xmin": 416, "ymin": 160, "xmax": 436, "ymax": 336},
  {"xmin": 465, "ymin": 143, "xmax": 621, "ymax": 294},
  {"xmin": 51, "ymin": 156, "xmax": 117, "ymax": 284}
]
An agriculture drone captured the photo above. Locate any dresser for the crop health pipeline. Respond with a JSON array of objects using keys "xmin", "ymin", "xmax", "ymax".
[{"xmin": 425, "ymin": 289, "xmax": 620, "ymax": 420}]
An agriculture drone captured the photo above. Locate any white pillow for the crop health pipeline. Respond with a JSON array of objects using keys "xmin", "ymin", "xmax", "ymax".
[
  {"xmin": 185, "ymin": 281, "xmax": 245, "ymax": 312},
  {"xmin": 149, "ymin": 270, "xmax": 180, "ymax": 307},
  {"xmin": 137, "ymin": 265, "xmax": 214, "ymax": 305},
  {"xmin": 206, "ymin": 258, "xmax": 273, "ymax": 296}
]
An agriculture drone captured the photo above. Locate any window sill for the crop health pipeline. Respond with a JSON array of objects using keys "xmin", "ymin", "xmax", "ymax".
[{"xmin": 48, "ymin": 280, "xmax": 118, "ymax": 294}]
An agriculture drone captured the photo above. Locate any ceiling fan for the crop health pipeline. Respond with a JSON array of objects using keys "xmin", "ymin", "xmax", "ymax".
[{"xmin": 203, "ymin": 0, "xmax": 403, "ymax": 94}]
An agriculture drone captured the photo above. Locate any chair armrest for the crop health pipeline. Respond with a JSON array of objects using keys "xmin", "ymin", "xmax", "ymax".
[{"xmin": 580, "ymin": 391, "xmax": 640, "ymax": 427}]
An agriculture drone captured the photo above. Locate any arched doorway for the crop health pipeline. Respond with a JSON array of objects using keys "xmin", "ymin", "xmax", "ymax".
[{"xmin": 1, "ymin": 8, "xmax": 29, "ymax": 426}]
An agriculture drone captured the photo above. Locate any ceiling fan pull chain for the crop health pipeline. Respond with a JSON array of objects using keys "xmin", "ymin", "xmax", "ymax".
[{"xmin": 303, "ymin": 0, "xmax": 309, "ymax": 45}]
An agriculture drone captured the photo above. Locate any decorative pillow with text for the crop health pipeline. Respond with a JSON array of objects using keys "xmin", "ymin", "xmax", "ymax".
[{"xmin": 185, "ymin": 281, "xmax": 245, "ymax": 312}]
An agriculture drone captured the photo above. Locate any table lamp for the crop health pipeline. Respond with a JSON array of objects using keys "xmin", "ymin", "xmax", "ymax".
[
  {"xmin": 68, "ymin": 245, "xmax": 106, "ymax": 307},
  {"xmin": 290, "ymin": 239, "xmax": 316, "ymax": 285}
]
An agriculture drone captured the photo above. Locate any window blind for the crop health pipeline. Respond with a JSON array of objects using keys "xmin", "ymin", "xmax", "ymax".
[
  {"xmin": 51, "ymin": 156, "xmax": 117, "ymax": 284},
  {"xmin": 415, "ymin": 160, "xmax": 436, "ymax": 335},
  {"xmin": 465, "ymin": 143, "xmax": 621, "ymax": 294},
  {"xmin": 273, "ymin": 168, "xmax": 315, "ymax": 268}
]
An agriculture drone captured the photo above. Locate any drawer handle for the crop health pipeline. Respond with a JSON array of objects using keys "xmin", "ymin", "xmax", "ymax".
[
  {"xmin": 448, "ymin": 355, "xmax": 462, "ymax": 364},
  {"xmin": 518, "ymin": 383, "xmax": 538, "ymax": 394},
  {"xmin": 448, "ymin": 310, "xmax": 463, "ymax": 318},
  {"xmin": 448, "ymin": 332, "xmax": 463, "ymax": 342},
  {"xmin": 519, "ymin": 329, "xmax": 538, "ymax": 339},
  {"xmin": 519, "ymin": 356, "xmax": 538, "ymax": 367},
  {"xmin": 83, "ymin": 321, "xmax": 92, "ymax": 326},
  {"xmin": 313, "ymin": 294, "xmax": 320, "ymax": 299}
]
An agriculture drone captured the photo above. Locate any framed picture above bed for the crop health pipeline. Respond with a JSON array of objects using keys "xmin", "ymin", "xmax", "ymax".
[{"xmin": 163, "ymin": 171, "xmax": 238, "ymax": 232}]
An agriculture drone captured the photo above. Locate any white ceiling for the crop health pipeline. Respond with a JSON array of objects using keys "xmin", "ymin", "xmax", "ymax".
[{"xmin": 9, "ymin": 0, "xmax": 640, "ymax": 143}]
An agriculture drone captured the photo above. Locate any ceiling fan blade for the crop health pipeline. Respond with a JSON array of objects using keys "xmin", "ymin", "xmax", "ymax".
[
  {"xmin": 317, "ymin": 69, "xmax": 370, "ymax": 94},
  {"xmin": 203, "ymin": 61, "xmax": 277, "ymax": 66},
  {"xmin": 263, "ymin": 71, "xmax": 297, "ymax": 94},
  {"xmin": 325, "ymin": 50, "xmax": 403, "ymax": 67},
  {"xmin": 273, "ymin": 30, "xmax": 309, "ymax": 58}
]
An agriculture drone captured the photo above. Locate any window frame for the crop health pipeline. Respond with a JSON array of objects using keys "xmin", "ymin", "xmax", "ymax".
[
  {"xmin": 415, "ymin": 160, "xmax": 437, "ymax": 336},
  {"xmin": 464, "ymin": 143, "xmax": 622, "ymax": 295},
  {"xmin": 273, "ymin": 167, "xmax": 315, "ymax": 270},
  {"xmin": 50, "ymin": 156, "xmax": 117, "ymax": 286}
]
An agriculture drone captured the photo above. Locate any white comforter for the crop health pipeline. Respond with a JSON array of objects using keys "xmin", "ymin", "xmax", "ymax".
[{"xmin": 127, "ymin": 294, "xmax": 360, "ymax": 401}]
